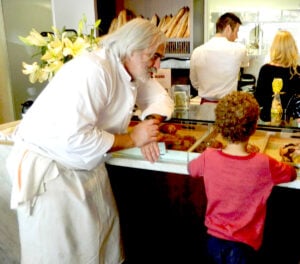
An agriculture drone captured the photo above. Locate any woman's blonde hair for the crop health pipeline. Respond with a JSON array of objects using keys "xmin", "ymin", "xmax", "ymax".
[{"xmin": 270, "ymin": 30, "xmax": 300, "ymax": 78}]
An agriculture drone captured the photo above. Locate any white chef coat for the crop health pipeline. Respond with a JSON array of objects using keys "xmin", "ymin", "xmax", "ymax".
[
  {"xmin": 6, "ymin": 47, "xmax": 174, "ymax": 264},
  {"xmin": 190, "ymin": 36, "xmax": 248, "ymax": 100},
  {"xmin": 14, "ymin": 48, "xmax": 174, "ymax": 171}
]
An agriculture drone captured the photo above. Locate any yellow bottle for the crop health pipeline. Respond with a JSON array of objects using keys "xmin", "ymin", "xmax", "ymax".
[{"xmin": 270, "ymin": 78, "xmax": 283, "ymax": 125}]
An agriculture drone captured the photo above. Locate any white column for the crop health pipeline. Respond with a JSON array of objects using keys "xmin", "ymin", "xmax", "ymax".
[{"xmin": 0, "ymin": 0, "xmax": 15, "ymax": 123}]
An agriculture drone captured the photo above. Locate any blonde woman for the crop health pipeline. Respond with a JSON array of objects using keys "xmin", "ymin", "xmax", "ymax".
[{"xmin": 255, "ymin": 30, "xmax": 300, "ymax": 122}]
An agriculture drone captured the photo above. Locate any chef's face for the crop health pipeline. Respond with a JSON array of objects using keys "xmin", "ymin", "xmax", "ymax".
[{"xmin": 124, "ymin": 44, "xmax": 164, "ymax": 84}]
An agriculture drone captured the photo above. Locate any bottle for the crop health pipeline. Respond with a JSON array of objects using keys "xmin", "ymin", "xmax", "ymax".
[{"xmin": 270, "ymin": 78, "xmax": 283, "ymax": 126}]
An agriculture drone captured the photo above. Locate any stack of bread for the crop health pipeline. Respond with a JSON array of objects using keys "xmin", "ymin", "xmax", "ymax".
[
  {"xmin": 108, "ymin": 9, "xmax": 136, "ymax": 34},
  {"xmin": 108, "ymin": 7, "xmax": 190, "ymax": 39}
]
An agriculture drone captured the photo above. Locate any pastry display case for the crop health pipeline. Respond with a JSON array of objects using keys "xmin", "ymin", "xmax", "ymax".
[
  {"xmin": 107, "ymin": 117, "xmax": 300, "ymax": 263},
  {"xmin": 109, "ymin": 116, "xmax": 300, "ymax": 187}
]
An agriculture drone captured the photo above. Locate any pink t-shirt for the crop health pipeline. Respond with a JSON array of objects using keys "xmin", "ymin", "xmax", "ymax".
[{"xmin": 188, "ymin": 148, "xmax": 297, "ymax": 250}]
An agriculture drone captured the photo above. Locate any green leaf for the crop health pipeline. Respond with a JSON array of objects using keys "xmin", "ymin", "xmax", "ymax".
[
  {"xmin": 78, "ymin": 19, "xmax": 84, "ymax": 36},
  {"xmin": 94, "ymin": 19, "xmax": 101, "ymax": 29}
]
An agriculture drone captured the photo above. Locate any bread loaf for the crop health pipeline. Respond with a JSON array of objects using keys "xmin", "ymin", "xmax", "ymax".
[
  {"xmin": 107, "ymin": 6, "xmax": 190, "ymax": 38},
  {"xmin": 108, "ymin": 18, "xmax": 118, "ymax": 34},
  {"xmin": 116, "ymin": 9, "xmax": 127, "ymax": 29},
  {"xmin": 159, "ymin": 15, "xmax": 173, "ymax": 33},
  {"xmin": 280, "ymin": 143, "xmax": 300, "ymax": 163},
  {"xmin": 172, "ymin": 7, "xmax": 189, "ymax": 38},
  {"xmin": 150, "ymin": 14, "xmax": 159, "ymax": 26},
  {"xmin": 165, "ymin": 7, "xmax": 186, "ymax": 38},
  {"xmin": 183, "ymin": 13, "xmax": 190, "ymax": 38}
]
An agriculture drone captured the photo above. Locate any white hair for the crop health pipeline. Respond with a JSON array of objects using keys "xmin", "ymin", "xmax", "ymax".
[{"xmin": 100, "ymin": 18, "xmax": 167, "ymax": 61}]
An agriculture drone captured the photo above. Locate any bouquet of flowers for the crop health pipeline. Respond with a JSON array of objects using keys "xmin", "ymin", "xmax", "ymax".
[{"xmin": 20, "ymin": 16, "xmax": 101, "ymax": 84}]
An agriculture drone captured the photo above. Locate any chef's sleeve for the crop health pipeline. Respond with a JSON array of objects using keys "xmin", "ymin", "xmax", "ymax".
[{"xmin": 136, "ymin": 79, "xmax": 174, "ymax": 120}]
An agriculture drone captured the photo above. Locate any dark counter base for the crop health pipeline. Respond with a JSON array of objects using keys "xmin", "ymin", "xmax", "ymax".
[
  {"xmin": 107, "ymin": 165, "xmax": 300, "ymax": 264},
  {"xmin": 258, "ymin": 187, "xmax": 300, "ymax": 264}
]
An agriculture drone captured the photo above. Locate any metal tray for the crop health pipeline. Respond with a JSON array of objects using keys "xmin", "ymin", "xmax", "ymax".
[
  {"xmin": 129, "ymin": 121, "xmax": 211, "ymax": 151},
  {"xmin": 188, "ymin": 128, "xmax": 300, "ymax": 168}
]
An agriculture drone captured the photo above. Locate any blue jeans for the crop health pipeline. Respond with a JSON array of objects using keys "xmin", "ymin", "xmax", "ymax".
[{"xmin": 207, "ymin": 235, "xmax": 257, "ymax": 264}]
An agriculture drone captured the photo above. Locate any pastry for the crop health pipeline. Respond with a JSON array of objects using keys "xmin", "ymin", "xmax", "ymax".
[{"xmin": 279, "ymin": 143, "xmax": 300, "ymax": 163}]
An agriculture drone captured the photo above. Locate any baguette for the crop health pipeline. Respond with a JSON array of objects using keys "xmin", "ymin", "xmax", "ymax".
[
  {"xmin": 183, "ymin": 13, "xmax": 190, "ymax": 38},
  {"xmin": 116, "ymin": 9, "xmax": 127, "ymax": 29},
  {"xmin": 160, "ymin": 14, "xmax": 173, "ymax": 33},
  {"xmin": 108, "ymin": 17, "xmax": 118, "ymax": 34},
  {"xmin": 150, "ymin": 14, "xmax": 159, "ymax": 26},
  {"xmin": 177, "ymin": 8, "xmax": 190, "ymax": 38},
  {"xmin": 108, "ymin": 9, "xmax": 137, "ymax": 34},
  {"xmin": 171, "ymin": 7, "xmax": 189, "ymax": 38},
  {"xmin": 157, "ymin": 15, "xmax": 166, "ymax": 29},
  {"xmin": 165, "ymin": 7, "xmax": 186, "ymax": 38}
]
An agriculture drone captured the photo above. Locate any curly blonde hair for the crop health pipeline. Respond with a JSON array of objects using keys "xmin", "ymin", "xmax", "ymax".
[
  {"xmin": 270, "ymin": 30, "xmax": 300, "ymax": 78},
  {"xmin": 215, "ymin": 91, "xmax": 260, "ymax": 143}
]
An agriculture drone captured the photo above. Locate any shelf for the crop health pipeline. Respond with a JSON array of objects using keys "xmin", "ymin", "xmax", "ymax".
[
  {"xmin": 161, "ymin": 58, "xmax": 190, "ymax": 69},
  {"xmin": 122, "ymin": 0, "xmax": 204, "ymax": 59}
]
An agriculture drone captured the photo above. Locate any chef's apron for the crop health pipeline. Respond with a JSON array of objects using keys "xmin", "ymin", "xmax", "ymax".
[{"xmin": 7, "ymin": 144, "xmax": 124, "ymax": 264}]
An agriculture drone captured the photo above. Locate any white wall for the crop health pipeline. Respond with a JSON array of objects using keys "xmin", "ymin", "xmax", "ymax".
[
  {"xmin": 206, "ymin": 0, "xmax": 300, "ymax": 11},
  {"xmin": 0, "ymin": 1, "xmax": 14, "ymax": 123},
  {"xmin": 1, "ymin": 0, "xmax": 53, "ymax": 120},
  {"xmin": 1, "ymin": 0, "xmax": 97, "ymax": 121},
  {"xmin": 51, "ymin": 0, "xmax": 97, "ymax": 34}
]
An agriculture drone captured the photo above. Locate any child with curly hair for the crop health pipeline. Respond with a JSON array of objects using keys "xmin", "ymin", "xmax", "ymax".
[{"xmin": 188, "ymin": 91, "xmax": 296, "ymax": 264}]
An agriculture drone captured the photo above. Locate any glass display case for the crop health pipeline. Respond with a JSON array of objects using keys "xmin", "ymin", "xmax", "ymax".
[{"xmin": 126, "ymin": 113, "xmax": 300, "ymax": 184}]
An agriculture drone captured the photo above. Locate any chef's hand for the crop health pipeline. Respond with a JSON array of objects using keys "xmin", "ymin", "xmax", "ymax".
[
  {"xmin": 130, "ymin": 119, "xmax": 160, "ymax": 147},
  {"xmin": 109, "ymin": 119, "xmax": 160, "ymax": 153},
  {"xmin": 140, "ymin": 141, "xmax": 161, "ymax": 163}
]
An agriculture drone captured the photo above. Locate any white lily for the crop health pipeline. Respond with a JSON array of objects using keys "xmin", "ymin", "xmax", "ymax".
[
  {"xmin": 19, "ymin": 29, "xmax": 47, "ymax": 47},
  {"xmin": 62, "ymin": 35, "xmax": 89, "ymax": 58},
  {"xmin": 20, "ymin": 16, "xmax": 101, "ymax": 84}
]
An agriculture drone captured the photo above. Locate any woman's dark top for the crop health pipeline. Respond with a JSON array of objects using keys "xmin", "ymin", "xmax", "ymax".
[{"xmin": 254, "ymin": 64, "xmax": 300, "ymax": 121}]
